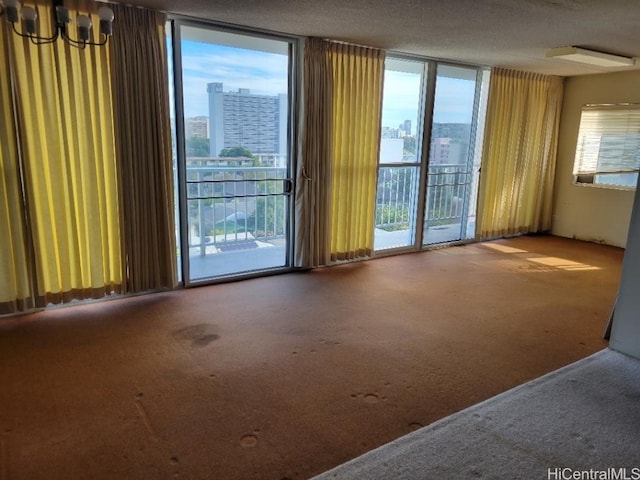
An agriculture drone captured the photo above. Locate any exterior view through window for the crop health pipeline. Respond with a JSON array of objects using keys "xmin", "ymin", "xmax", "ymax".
[
  {"xmin": 169, "ymin": 24, "xmax": 293, "ymax": 283},
  {"xmin": 375, "ymin": 58, "xmax": 489, "ymax": 251},
  {"xmin": 167, "ymin": 26, "xmax": 489, "ymax": 282}
]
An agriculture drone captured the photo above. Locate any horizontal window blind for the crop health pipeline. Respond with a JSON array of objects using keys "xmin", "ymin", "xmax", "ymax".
[{"xmin": 574, "ymin": 105, "xmax": 640, "ymax": 183}]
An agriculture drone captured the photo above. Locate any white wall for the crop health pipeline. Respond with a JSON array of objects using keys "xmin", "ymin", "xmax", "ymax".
[
  {"xmin": 610, "ymin": 179, "xmax": 640, "ymax": 359},
  {"xmin": 551, "ymin": 71, "xmax": 640, "ymax": 247},
  {"xmin": 380, "ymin": 138, "xmax": 404, "ymax": 163}
]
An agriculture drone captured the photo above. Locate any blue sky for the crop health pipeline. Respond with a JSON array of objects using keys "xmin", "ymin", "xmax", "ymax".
[
  {"xmin": 179, "ymin": 40, "xmax": 288, "ymax": 119},
  {"xmin": 175, "ymin": 39, "xmax": 477, "ymax": 133}
]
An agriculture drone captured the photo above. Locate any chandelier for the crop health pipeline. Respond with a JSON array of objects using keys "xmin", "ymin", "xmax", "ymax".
[{"xmin": 0, "ymin": 0, "xmax": 114, "ymax": 48}]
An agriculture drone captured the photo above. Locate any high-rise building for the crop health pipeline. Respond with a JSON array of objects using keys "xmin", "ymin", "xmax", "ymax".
[
  {"xmin": 430, "ymin": 123, "xmax": 472, "ymax": 165},
  {"xmin": 185, "ymin": 116, "xmax": 210, "ymax": 139},
  {"xmin": 402, "ymin": 119, "xmax": 412, "ymax": 136},
  {"xmin": 207, "ymin": 82, "xmax": 287, "ymax": 158}
]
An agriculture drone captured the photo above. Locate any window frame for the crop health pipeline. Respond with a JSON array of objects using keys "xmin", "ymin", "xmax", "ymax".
[{"xmin": 572, "ymin": 103, "xmax": 640, "ymax": 191}]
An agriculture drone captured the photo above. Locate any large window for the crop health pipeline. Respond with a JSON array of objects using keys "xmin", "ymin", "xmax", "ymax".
[
  {"xmin": 374, "ymin": 57, "xmax": 489, "ymax": 252},
  {"xmin": 573, "ymin": 104, "xmax": 640, "ymax": 190},
  {"xmin": 375, "ymin": 58, "xmax": 424, "ymax": 250},
  {"xmin": 169, "ymin": 22, "xmax": 294, "ymax": 284},
  {"xmin": 423, "ymin": 65, "xmax": 487, "ymax": 245}
]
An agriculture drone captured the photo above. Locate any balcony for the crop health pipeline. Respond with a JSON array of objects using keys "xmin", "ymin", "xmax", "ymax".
[
  {"xmin": 183, "ymin": 162, "xmax": 288, "ymax": 279},
  {"xmin": 183, "ymin": 163, "xmax": 476, "ymax": 280},
  {"xmin": 375, "ymin": 163, "xmax": 477, "ymax": 249}
]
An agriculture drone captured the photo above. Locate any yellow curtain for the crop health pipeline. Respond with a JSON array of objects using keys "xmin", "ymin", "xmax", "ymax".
[
  {"xmin": 478, "ymin": 68, "xmax": 563, "ymax": 239},
  {"xmin": 296, "ymin": 39, "xmax": 384, "ymax": 266},
  {"xmin": 5, "ymin": 0, "xmax": 123, "ymax": 308},
  {"xmin": 109, "ymin": 5, "xmax": 176, "ymax": 292},
  {"xmin": 328, "ymin": 42, "xmax": 384, "ymax": 261},
  {"xmin": 0, "ymin": 27, "xmax": 33, "ymax": 314}
]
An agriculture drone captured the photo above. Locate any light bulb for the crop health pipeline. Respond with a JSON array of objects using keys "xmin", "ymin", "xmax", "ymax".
[
  {"xmin": 21, "ymin": 5, "xmax": 37, "ymax": 34},
  {"xmin": 20, "ymin": 5, "xmax": 36, "ymax": 20},
  {"xmin": 76, "ymin": 14, "xmax": 92, "ymax": 41},
  {"xmin": 98, "ymin": 6, "xmax": 114, "ymax": 36},
  {"xmin": 4, "ymin": 0, "xmax": 19, "ymax": 23},
  {"xmin": 76, "ymin": 14, "xmax": 92, "ymax": 28},
  {"xmin": 97, "ymin": 6, "xmax": 113, "ymax": 22}
]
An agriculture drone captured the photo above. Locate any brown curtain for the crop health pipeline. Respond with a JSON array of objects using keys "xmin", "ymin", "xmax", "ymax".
[
  {"xmin": 109, "ymin": 5, "xmax": 177, "ymax": 292},
  {"xmin": 478, "ymin": 68, "xmax": 564, "ymax": 239},
  {"xmin": 0, "ymin": 25, "xmax": 34, "ymax": 314},
  {"xmin": 295, "ymin": 38, "xmax": 334, "ymax": 267}
]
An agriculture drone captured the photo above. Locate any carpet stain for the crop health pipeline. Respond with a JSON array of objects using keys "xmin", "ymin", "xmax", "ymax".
[
  {"xmin": 350, "ymin": 392, "xmax": 382, "ymax": 404},
  {"xmin": 173, "ymin": 324, "xmax": 220, "ymax": 348},
  {"xmin": 240, "ymin": 434, "xmax": 258, "ymax": 447},
  {"xmin": 135, "ymin": 399, "xmax": 159, "ymax": 442},
  {"xmin": 363, "ymin": 394, "xmax": 380, "ymax": 404}
]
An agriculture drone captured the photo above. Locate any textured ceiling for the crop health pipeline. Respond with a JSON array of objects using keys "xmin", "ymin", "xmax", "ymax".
[{"xmin": 125, "ymin": 0, "xmax": 640, "ymax": 76}]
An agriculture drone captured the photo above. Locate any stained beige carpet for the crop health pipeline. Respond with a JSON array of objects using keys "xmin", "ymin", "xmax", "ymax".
[{"xmin": 0, "ymin": 236, "xmax": 623, "ymax": 480}]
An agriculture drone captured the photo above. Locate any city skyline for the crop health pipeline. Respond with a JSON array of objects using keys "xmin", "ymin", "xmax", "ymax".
[{"xmin": 179, "ymin": 40, "xmax": 478, "ymax": 130}]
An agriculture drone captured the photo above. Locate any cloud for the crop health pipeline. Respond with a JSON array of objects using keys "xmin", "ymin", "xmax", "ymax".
[
  {"xmin": 174, "ymin": 38, "xmax": 479, "ymax": 128},
  {"xmin": 179, "ymin": 41, "xmax": 289, "ymax": 118}
]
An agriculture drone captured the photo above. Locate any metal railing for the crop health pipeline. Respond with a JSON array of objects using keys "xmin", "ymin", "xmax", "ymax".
[
  {"xmin": 186, "ymin": 163, "xmax": 289, "ymax": 256},
  {"xmin": 425, "ymin": 164, "xmax": 473, "ymax": 228},
  {"xmin": 185, "ymin": 163, "xmax": 474, "ymax": 256},
  {"xmin": 376, "ymin": 164, "xmax": 472, "ymax": 232}
]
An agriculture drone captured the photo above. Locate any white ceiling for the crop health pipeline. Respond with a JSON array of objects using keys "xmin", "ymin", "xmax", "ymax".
[{"xmin": 126, "ymin": 0, "xmax": 640, "ymax": 76}]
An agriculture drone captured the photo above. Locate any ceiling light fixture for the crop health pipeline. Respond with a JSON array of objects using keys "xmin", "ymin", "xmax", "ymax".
[
  {"xmin": 546, "ymin": 46, "xmax": 634, "ymax": 67},
  {"xmin": 0, "ymin": 0, "xmax": 114, "ymax": 49}
]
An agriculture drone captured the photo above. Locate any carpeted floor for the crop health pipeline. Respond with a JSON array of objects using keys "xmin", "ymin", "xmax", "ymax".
[
  {"xmin": 312, "ymin": 348, "xmax": 640, "ymax": 480},
  {"xmin": 0, "ymin": 236, "xmax": 624, "ymax": 479}
]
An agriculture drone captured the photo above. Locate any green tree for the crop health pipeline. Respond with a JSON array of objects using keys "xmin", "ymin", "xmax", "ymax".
[
  {"xmin": 185, "ymin": 137, "xmax": 210, "ymax": 157},
  {"xmin": 403, "ymin": 136, "xmax": 416, "ymax": 156},
  {"xmin": 219, "ymin": 146, "xmax": 255, "ymax": 158}
]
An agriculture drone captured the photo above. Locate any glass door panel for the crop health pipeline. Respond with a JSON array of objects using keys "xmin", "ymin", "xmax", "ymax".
[
  {"xmin": 374, "ymin": 58, "xmax": 424, "ymax": 251},
  {"xmin": 423, "ymin": 65, "xmax": 480, "ymax": 245},
  {"xmin": 175, "ymin": 25, "xmax": 292, "ymax": 282}
]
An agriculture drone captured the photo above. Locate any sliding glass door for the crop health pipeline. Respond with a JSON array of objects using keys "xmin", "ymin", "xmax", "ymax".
[
  {"xmin": 171, "ymin": 23, "xmax": 294, "ymax": 283},
  {"xmin": 374, "ymin": 58, "xmax": 425, "ymax": 251},
  {"xmin": 423, "ymin": 65, "xmax": 487, "ymax": 245},
  {"xmin": 375, "ymin": 57, "xmax": 488, "ymax": 253}
]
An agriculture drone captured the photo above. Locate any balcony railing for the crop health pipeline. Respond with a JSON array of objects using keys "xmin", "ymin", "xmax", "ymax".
[
  {"xmin": 185, "ymin": 162, "xmax": 474, "ymax": 256},
  {"xmin": 185, "ymin": 163, "xmax": 289, "ymax": 256},
  {"xmin": 376, "ymin": 164, "xmax": 473, "ymax": 232}
]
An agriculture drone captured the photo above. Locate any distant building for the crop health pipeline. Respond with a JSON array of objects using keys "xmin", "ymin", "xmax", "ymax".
[
  {"xmin": 207, "ymin": 82, "xmax": 287, "ymax": 158},
  {"xmin": 186, "ymin": 157, "xmax": 255, "ymax": 168},
  {"xmin": 431, "ymin": 123, "xmax": 471, "ymax": 143},
  {"xmin": 185, "ymin": 116, "xmax": 209, "ymax": 139},
  {"xmin": 430, "ymin": 138, "xmax": 452, "ymax": 165},
  {"xmin": 430, "ymin": 123, "xmax": 471, "ymax": 165},
  {"xmin": 382, "ymin": 126, "xmax": 400, "ymax": 139},
  {"xmin": 401, "ymin": 119, "xmax": 412, "ymax": 136},
  {"xmin": 379, "ymin": 138, "xmax": 404, "ymax": 163}
]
